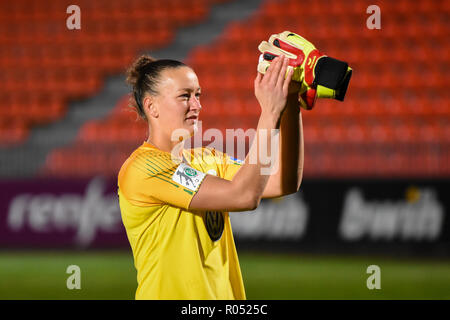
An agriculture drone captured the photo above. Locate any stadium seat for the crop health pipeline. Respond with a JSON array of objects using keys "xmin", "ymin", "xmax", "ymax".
[
  {"xmin": 35, "ymin": 0, "xmax": 450, "ymax": 178},
  {"xmin": 0, "ymin": 0, "xmax": 229, "ymax": 146}
]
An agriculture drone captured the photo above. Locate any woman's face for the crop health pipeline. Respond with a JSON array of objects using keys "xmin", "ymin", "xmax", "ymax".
[{"xmin": 147, "ymin": 66, "xmax": 202, "ymax": 140}]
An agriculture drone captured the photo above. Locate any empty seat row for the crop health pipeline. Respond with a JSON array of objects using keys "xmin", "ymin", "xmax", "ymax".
[
  {"xmin": 35, "ymin": 0, "xmax": 450, "ymax": 177},
  {"xmin": 0, "ymin": 0, "xmax": 227, "ymax": 145}
]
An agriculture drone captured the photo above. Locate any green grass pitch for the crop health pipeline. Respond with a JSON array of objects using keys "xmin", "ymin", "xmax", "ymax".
[{"xmin": 0, "ymin": 250, "xmax": 449, "ymax": 299}]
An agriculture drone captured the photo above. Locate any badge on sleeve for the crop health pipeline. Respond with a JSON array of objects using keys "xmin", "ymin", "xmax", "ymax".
[
  {"xmin": 172, "ymin": 163, "xmax": 206, "ymax": 191},
  {"xmin": 229, "ymin": 156, "xmax": 244, "ymax": 165}
]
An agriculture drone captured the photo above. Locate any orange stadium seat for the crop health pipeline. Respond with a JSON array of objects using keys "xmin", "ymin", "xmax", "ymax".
[
  {"xmin": 33, "ymin": 0, "xmax": 450, "ymax": 177},
  {"xmin": 0, "ymin": 0, "xmax": 229, "ymax": 146}
]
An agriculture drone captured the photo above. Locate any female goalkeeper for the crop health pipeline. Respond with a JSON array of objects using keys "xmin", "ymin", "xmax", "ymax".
[{"xmin": 118, "ymin": 54, "xmax": 304, "ymax": 299}]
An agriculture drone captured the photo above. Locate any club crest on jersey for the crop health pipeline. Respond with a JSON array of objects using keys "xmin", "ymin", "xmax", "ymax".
[
  {"xmin": 204, "ymin": 211, "xmax": 224, "ymax": 241},
  {"xmin": 172, "ymin": 163, "xmax": 205, "ymax": 191}
]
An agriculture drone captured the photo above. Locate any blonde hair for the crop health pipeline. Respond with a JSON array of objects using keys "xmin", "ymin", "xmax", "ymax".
[{"xmin": 125, "ymin": 54, "xmax": 186, "ymax": 120}]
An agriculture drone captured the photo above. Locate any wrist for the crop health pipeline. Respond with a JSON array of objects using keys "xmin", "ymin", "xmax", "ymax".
[{"xmin": 260, "ymin": 110, "xmax": 281, "ymax": 128}]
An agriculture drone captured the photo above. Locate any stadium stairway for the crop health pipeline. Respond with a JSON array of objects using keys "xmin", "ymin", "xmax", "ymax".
[{"xmin": 0, "ymin": 0, "xmax": 266, "ymax": 177}]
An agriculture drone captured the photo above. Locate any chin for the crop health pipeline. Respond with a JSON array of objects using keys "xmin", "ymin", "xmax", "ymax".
[
  {"xmin": 184, "ymin": 120, "xmax": 198, "ymax": 135},
  {"xmin": 191, "ymin": 121, "xmax": 199, "ymax": 135}
]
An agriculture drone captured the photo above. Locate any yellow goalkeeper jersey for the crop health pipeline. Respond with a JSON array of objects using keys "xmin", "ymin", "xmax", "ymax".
[{"xmin": 118, "ymin": 141, "xmax": 245, "ymax": 300}]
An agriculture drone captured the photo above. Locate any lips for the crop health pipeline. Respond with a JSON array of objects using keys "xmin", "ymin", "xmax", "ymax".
[{"xmin": 186, "ymin": 115, "xmax": 198, "ymax": 120}]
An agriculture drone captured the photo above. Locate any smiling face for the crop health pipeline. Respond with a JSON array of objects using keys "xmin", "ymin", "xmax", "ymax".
[{"xmin": 143, "ymin": 66, "xmax": 202, "ymax": 142}]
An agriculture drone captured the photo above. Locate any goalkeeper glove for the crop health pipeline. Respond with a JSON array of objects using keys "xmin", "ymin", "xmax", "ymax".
[{"xmin": 258, "ymin": 31, "xmax": 352, "ymax": 110}]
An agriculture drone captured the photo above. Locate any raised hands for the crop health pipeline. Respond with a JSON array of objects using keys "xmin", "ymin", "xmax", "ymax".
[{"xmin": 254, "ymin": 55, "xmax": 293, "ymax": 118}]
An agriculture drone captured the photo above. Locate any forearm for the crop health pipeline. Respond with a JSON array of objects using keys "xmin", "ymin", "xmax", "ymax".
[
  {"xmin": 230, "ymin": 111, "xmax": 281, "ymax": 207},
  {"xmin": 268, "ymin": 93, "xmax": 304, "ymax": 195},
  {"xmin": 282, "ymin": 93, "xmax": 303, "ymax": 189},
  {"xmin": 189, "ymin": 111, "xmax": 281, "ymax": 212}
]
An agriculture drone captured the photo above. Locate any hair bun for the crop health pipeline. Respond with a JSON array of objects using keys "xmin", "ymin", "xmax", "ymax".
[{"xmin": 126, "ymin": 55, "xmax": 157, "ymax": 87}]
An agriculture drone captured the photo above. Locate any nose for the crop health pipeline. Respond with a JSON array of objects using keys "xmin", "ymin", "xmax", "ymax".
[{"xmin": 189, "ymin": 96, "xmax": 202, "ymax": 111}]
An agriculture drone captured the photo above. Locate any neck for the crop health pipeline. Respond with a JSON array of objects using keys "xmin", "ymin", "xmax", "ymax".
[{"xmin": 147, "ymin": 128, "xmax": 185, "ymax": 159}]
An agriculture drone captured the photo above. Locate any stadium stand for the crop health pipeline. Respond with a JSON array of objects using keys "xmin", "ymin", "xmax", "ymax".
[
  {"xmin": 1, "ymin": 0, "xmax": 448, "ymax": 177},
  {"xmin": 0, "ymin": 0, "xmax": 225, "ymax": 146}
]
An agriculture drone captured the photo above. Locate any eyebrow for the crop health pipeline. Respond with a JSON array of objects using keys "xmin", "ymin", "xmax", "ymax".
[{"xmin": 178, "ymin": 87, "xmax": 201, "ymax": 92}]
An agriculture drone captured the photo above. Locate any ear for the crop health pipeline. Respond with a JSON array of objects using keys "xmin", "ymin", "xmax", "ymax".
[{"xmin": 143, "ymin": 95, "xmax": 159, "ymax": 119}]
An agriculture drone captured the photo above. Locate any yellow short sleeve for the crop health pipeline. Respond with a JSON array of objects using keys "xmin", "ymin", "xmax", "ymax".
[{"xmin": 118, "ymin": 148, "xmax": 206, "ymax": 210}]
